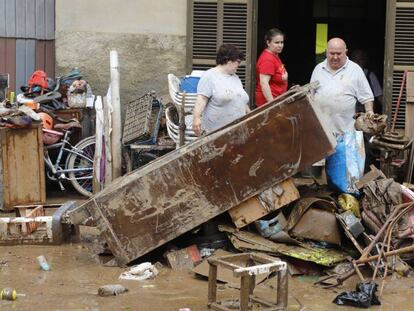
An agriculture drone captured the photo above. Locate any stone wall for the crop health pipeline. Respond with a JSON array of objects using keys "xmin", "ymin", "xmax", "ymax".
[
  {"xmin": 55, "ymin": 0, "xmax": 187, "ymax": 104},
  {"xmin": 55, "ymin": 31, "xmax": 186, "ymax": 104}
]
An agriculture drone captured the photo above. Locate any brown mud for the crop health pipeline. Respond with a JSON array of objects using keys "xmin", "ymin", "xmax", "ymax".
[{"xmin": 1, "ymin": 244, "xmax": 413, "ymax": 311}]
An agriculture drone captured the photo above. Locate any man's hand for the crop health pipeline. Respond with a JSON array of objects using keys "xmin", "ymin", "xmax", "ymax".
[
  {"xmin": 365, "ymin": 110, "xmax": 374, "ymax": 118},
  {"xmin": 192, "ymin": 116, "xmax": 202, "ymax": 136},
  {"xmin": 364, "ymin": 101, "xmax": 374, "ymax": 118}
]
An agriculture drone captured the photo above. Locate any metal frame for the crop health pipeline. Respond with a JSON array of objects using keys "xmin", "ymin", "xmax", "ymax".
[{"xmin": 207, "ymin": 253, "xmax": 288, "ymax": 311}]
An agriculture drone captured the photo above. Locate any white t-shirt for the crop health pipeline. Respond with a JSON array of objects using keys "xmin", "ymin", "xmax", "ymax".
[
  {"xmin": 310, "ymin": 58, "xmax": 374, "ymax": 134},
  {"xmin": 197, "ymin": 67, "xmax": 249, "ymax": 133}
]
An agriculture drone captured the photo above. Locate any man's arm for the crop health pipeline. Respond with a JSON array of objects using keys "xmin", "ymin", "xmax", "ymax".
[{"xmin": 364, "ymin": 101, "xmax": 374, "ymax": 116}]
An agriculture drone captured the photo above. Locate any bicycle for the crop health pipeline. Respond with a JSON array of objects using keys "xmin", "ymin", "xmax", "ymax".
[{"xmin": 43, "ymin": 124, "xmax": 95, "ymax": 197}]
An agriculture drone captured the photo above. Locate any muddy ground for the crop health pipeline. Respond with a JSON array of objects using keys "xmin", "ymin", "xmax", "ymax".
[
  {"xmin": 1, "ymin": 190, "xmax": 414, "ymax": 311},
  {"xmin": 1, "ymin": 243, "xmax": 413, "ymax": 311}
]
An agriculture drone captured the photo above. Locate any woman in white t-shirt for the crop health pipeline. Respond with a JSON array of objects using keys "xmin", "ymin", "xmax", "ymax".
[{"xmin": 192, "ymin": 44, "xmax": 250, "ymax": 135}]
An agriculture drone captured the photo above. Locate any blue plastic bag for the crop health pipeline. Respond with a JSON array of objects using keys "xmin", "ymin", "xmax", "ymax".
[{"xmin": 326, "ymin": 131, "xmax": 365, "ymax": 194}]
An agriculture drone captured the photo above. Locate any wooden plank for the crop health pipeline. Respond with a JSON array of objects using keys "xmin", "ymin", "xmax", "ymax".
[
  {"xmin": 406, "ymin": 72, "xmax": 414, "ymax": 139},
  {"xmin": 0, "ymin": 215, "xmax": 53, "ymax": 245},
  {"xmin": 406, "ymin": 102, "xmax": 414, "ymax": 139},
  {"xmin": 406, "ymin": 71, "xmax": 414, "ymax": 103},
  {"xmin": 356, "ymin": 165, "xmax": 386, "ymax": 189},
  {"xmin": 228, "ymin": 178, "xmax": 300, "ymax": 229},
  {"xmin": 228, "ymin": 196, "xmax": 267, "ymax": 229},
  {"xmin": 0, "ymin": 125, "xmax": 45, "ymax": 211},
  {"xmin": 77, "ymin": 85, "xmax": 336, "ymax": 265}
]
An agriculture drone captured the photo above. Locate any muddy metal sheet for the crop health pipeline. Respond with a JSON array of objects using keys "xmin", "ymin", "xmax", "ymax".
[{"xmin": 75, "ymin": 85, "xmax": 336, "ymax": 265}]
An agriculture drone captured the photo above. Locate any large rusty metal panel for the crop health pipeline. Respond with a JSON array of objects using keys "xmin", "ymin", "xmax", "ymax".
[{"xmin": 78, "ymin": 86, "xmax": 336, "ymax": 265}]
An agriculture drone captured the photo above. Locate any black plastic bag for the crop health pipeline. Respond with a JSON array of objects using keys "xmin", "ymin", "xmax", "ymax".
[{"xmin": 333, "ymin": 282, "xmax": 381, "ymax": 308}]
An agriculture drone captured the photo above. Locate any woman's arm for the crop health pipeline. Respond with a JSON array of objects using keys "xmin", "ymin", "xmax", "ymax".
[
  {"xmin": 192, "ymin": 94, "xmax": 209, "ymax": 136},
  {"xmin": 259, "ymin": 74, "xmax": 274, "ymax": 103}
]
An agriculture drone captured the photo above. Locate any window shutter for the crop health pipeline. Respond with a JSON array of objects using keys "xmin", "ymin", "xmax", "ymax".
[
  {"xmin": 187, "ymin": 0, "xmax": 254, "ymax": 96},
  {"xmin": 384, "ymin": 1, "xmax": 414, "ymax": 128}
]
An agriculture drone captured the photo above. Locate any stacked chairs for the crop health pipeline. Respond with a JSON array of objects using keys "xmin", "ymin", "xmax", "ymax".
[{"xmin": 167, "ymin": 73, "xmax": 198, "ymax": 144}]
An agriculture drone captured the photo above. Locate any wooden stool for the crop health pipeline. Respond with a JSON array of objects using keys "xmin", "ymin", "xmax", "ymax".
[{"xmin": 207, "ymin": 252, "xmax": 288, "ymax": 311}]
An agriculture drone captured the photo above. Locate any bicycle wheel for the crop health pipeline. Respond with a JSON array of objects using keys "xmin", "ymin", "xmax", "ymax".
[{"xmin": 66, "ymin": 136, "xmax": 95, "ymax": 197}]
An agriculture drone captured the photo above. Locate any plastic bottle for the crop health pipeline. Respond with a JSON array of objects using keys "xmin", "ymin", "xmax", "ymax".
[
  {"xmin": 37, "ymin": 255, "xmax": 50, "ymax": 271},
  {"xmin": 1, "ymin": 288, "xmax": 17, "ymax": 301}
]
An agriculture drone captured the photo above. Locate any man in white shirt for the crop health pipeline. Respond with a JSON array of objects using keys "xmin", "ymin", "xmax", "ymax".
[
  {"xmin": 311, "ymin": 38, "xmax": 374, "ymax": 135},
  {"xmin": 310, "ymin": 38, "xmax": 374, "ymax": 193}
]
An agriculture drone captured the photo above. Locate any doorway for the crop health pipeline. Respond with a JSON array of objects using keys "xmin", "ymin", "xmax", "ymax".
[{"xmin": 256, "ymin": 0, "xmax": 387, "ymax": 87}]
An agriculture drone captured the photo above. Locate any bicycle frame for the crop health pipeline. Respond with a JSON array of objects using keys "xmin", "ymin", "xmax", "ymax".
[{"xmin": 44, "ymin": 130, "xmax": 93, "ymax": 190}]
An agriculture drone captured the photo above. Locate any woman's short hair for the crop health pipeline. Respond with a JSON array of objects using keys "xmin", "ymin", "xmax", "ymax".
[
  {"xmin": 216, "ymin": 44, "xmax": 245, "ymax": 65},
  {"xmin": 264, "ymin": 28, "xmax": 284, "ymax": 45}
]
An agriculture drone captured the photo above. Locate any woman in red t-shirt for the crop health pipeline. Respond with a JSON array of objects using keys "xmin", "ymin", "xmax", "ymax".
[{"xmin": 255, "ymin": 28, "xmax": 288, "ymax": 107}]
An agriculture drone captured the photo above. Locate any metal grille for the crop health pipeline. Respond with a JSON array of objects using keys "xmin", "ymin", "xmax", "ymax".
[
  {"xmin": 223, "ymin": 3, "xmax": 247, "ymax": 55},
  {"xmin": 122, "ymin": 93, "xmax": 156, "ymax": 145},
  {"xmin": 190, "ymin": 0, "xmax": 250, "ymax": 90},
  {"xmin": 193, "ymin": 2, "xmax": 217, "ymax": 59},
  {"xmin": 395, "ymin": 6, "xmax": 414, "ymax": 65},
  {"xmin": 390, "ymin": 4, "xmax": 414, "ymax": 128}
]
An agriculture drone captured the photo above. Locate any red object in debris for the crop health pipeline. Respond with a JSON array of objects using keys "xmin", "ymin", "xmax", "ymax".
[{"xmin": 186, "ymin": 245, "xmax": 201, "ymax": 263}]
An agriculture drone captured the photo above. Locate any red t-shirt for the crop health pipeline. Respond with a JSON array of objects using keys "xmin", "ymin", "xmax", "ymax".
[{"xmin": 255, "ymin": 50, "xmax": 288, "ymax": 107}]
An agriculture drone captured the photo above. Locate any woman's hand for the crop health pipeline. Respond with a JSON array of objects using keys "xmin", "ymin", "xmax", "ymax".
[
  {"xmin": 282, "ymin": 70, "xmax": 288, "ymax": 81},
  {"xmin": 192, "ymin": 94, "xmax": 209, "ymax": 136},
  {"xmin": 192, "ymin": 115, "xmax": 202, "ymax": 136}
]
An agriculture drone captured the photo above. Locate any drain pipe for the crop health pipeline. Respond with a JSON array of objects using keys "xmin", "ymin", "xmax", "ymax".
[{"xmin": 110, "ymin": 50, "xmax": 122, "ymax": 179}]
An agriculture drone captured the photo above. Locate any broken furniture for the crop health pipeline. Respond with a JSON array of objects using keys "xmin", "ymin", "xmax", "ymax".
[
  {"xmin": 167, "ymin": 73, "xmax": 196, "ymax": 113},
  {"xmin": 287, "ymin": 197, "xmax": 341, "ymax": 245},
  {"xmin": 370, "ymin": 132, "xmax": 411, "ymax": 179},
  {"xmin": 228, "ymin": 178, "xmax": 299, "ymax": 229},
  {"xmin": 67, "ymin": 83, "xmax": 336, "ymax": 266},
  {"xmin": 122, "ymin": 92, "xmax": 169, "ymax": 172},
  {"xmin": 122, "ymin": 91, "xmax": 162, "ymax": 146},
  {"xmin": 165, "ymin": 104, "xmax": 198, "ymax": 145},
  {"xmin": 0, "ymin": 201, "xmax": 75, "ymax": 244},
  {"xmin": 207, "ymin": 253, "xmax": 288, "ymax": 311},
  {"xmin": 53, "ymin": 107, "xmax": 85, "ymax": 143},
  {"xmin": 220, "ymin": 224, "xmax": 347, "ymax": 267},
  {"xmin": 167, "ymin": 74, "xmax": 198, "ymax": 145},
  {"xmin": 0, "ymin": 124, "xmax": 45, "ymax": 211}
]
